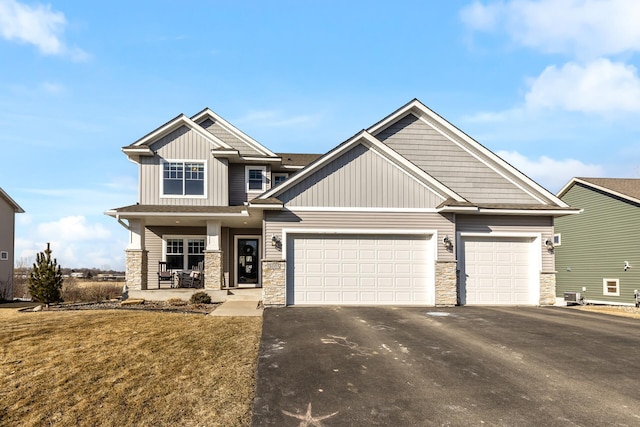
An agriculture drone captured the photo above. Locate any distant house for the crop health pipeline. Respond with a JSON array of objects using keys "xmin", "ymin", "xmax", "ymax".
[
  {"xmin": 556, "ymin": 178, "xmax": 640, "ymax": 306},
  {"xmin": 0, "ymin": 188, "xmax": 24, "ymax": 300},
  {"xmin": 107, "ymin": 99, "xmax": 579, "ymax": 306}
]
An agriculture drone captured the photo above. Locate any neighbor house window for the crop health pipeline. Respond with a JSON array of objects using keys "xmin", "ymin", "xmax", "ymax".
[
  {"xmin": 553, "ymin": 234, "xmax": 561, "ymax": 246},
  {"xmin": 273, "ymin": 173, "xmax": 288, "ymax": 186},
  {"xmin": 603, "ymin": 278, "xmax": 620, "ymax": 296},
  {"xmin": 0, "ymin": 251, "xmax": 8, "ymax": 261},
  {"xmin": 164, "ymin": 237, "xmax": 205, "ymax": 270},
  {"xmin": 246, "ymin": 166, "xmax": 266, "ymax": 192},
  {"xmin": 163, "ymin": 161, "xmax": 205, "ymax": 196}
]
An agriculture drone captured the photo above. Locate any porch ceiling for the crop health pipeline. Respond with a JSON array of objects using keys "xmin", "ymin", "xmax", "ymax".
[{"xmin": 105, "ymin": 204, "xmax": 264, "ymax": 228}]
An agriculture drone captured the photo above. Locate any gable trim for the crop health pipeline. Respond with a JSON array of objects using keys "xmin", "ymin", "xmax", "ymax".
[
  {"xmin": 368, "ymin": 99, "xmax": 569, "ymax": 208},
  {"xmin": 257, "ymin": 130, "xmax": 465, "ymax": 202},
  {"xmin": 558, "ymin": 177, "xmax": 640, "ymax": 206},
  {"xmin": 0, "ymin": 187, "xmax": 24, "ymax": 213},
  {"xmin": 191, "ymin": 108, "xmax": 278, "ymax": 158},
  {"xmin": 129, "ymin": 114, "xmax": 233, "ymax": 151}
]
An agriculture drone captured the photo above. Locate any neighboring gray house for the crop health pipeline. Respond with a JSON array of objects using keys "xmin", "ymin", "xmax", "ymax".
[
  {"xmin": 0, "ymin": 188, "xmax": 24, "ymax": 300},
  {"xmin": 556, "ymin": 178, "xmax": 640, "ymax": 306},
  {"xmin": 108, "ymin": 99, "xmax": 578, "ymax": 306}
]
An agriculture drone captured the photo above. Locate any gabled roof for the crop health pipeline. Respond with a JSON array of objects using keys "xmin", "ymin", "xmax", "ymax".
[
  {"xmin": 368, "ymin": 99, "xmax": 569, "ymax": 208},
  {"xmin": 276, "ymin": 153, "xmax": 323, "ymax": 168},
  {"xmin": 0, "ymin": 187, "xmax": 24, "ymax": 213},
  {"xmin": 191, "ymin": 108, "xmax": 278, "ymax": 158},
  {"xmin": 558, "ymin": 177, "xmax": 640, "ymax": 205},
  {"xmin": 122, "ymin": 113, "xmax": 234, "ymax": 160},
  {"xmin": 257, "ymin": 129, "xmax": 465, "ymax": 203}
]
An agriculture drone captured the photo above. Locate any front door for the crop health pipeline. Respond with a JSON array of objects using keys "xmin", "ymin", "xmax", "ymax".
[{"xmin": 236, "ymin": 237, "xmax": 259, "ymax": 286}]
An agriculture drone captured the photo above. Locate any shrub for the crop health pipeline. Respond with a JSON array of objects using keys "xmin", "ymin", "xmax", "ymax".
[
  {"xmin": 166, "ymin": 298, "xmax": 188, "ymax": 306},
  {"xmin": 190, "ymin": 291, "xmax": 211, "ymax": 304},
  {"xmin": 28, "ymin": 243, "xmax": 63, "ymax": 305}
]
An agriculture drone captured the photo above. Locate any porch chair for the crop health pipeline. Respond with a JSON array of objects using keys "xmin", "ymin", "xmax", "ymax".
[{"xmin": 158, "ymin": 262, "xmax": 174, "ymax": 288}]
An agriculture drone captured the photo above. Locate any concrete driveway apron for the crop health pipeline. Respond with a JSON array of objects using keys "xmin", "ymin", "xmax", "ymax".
[{"xmin": 252, "ymin": 306, "xmax": 640, "ymax": 426}]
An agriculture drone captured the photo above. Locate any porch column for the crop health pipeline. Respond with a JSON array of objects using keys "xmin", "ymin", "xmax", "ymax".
[
  {"xmin": 125, "ymin": 219, "xmax": 147, "ymax": 290},
  {"xmin": 204, "ymin": 221, "xmax": 223, "ymax": 289}
]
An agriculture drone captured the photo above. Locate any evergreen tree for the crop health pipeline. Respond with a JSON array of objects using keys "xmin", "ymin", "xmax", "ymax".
[{"xmin": 28, "ymin": 243, "xmax": 63, "ymax": 305}]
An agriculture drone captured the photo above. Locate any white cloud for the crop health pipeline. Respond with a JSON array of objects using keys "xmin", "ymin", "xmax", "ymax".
[
  {"xmin": 497, "ymin": 150, "xmax": 605, "ymax": 192},
  {"xmin": 461, "ymin": 0, "xmax": 640, "ymax": 58},
  {"xmin": 525, "ymin": 59, "xmax": 640, "ymax": 114},
  {"xmin": 0, "ymin": 0, "xmax": 87, "ymax": 59},
  {"xmin": 37, "ymin": 216, "xmax": 111, "ymax": 242}
]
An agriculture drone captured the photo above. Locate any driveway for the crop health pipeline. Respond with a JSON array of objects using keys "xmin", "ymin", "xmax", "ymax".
[{"xmin": 252, "ymin": 306, "xmax": 640, "ymax": 426}]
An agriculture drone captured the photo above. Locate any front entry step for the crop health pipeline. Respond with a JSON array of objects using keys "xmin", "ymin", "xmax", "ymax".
[{"xmin": 226, "ymin": 288, "xmax": 263, "ymax": 301}]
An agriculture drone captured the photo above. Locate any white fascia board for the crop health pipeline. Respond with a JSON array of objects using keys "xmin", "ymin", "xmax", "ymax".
[
  {"xmin": 556, "ymin": 178, "xmax": 579, "ymax": 198},
  {"xmin": 286, "ymin": 207, "xmax": 439, "ymax": 213},
  {"xmin": 0, "ymin": 187, "xmax": 24, "ymax": 213},
  {"xmin": 108, "ymin": 211, "xmax": 249, "ymax": 218},
  {"xmin": 131, "ymin": 115, "xmax": 233, "ymax": 150},
  {"xmin": 122, "ymin": 147, "xmax": 154, "ymax": 155},
  {"xmin": 436, "ymin": 206, "xmax": 479, "ymax": 213},
  {"xmin": 258, "ymin": 130, "xmax": 464, "ymax": 202},
  {"xmin": 369, "ymin": 100, "xmax": 567, "ymax": 208},
  {"xmin": 211, "ymin": 150, "xmax": 240, "ymax": 157},
  {"xmin": 191, "ymin": 108, "xmax": 277, "ymax": 157},
  {"xmin": 562, "ymin": 178, "xmax": 640, "ymax": 206},
  {"xmin": 474, "ymin": 208, "xmax": 582, "ymax": 216},
  {"xmin": 242, "ymin": 156, "xmax": 282, "ymax": 163}
]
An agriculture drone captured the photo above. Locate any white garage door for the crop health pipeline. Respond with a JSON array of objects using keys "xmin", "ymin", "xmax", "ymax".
[
  {"xmin": 287, "ymin": 234, "xmax": 433, "ymax": 305},
  {"xmin": 461, "ymin": 237, "xmax": 533, "ymax": 305}
]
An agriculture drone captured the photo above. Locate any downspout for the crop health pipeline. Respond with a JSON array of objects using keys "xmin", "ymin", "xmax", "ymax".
[{"xmin": 115, "ymin": 215, "xmax": 130, "ymax": 231}]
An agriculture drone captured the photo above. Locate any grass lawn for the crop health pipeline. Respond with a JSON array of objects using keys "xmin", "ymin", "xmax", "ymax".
[{"xmin": 0, "ymin": 306, "xmax": 262, "ymax": 426}]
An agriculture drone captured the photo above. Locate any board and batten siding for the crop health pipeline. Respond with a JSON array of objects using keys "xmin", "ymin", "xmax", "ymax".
[
  {"xmin": 556, "ymin": 183, "xmax": 640, "ymax": 304},
  {"xmin": 375, "ymin": 114, "xmax": 540, "ymax": 205},
  {"xmin": 264, "ymin": 210, "xmax": 455, "ymax": 261},
  {"xmin": 200, "ymin": 118, "xmax": 263, "ymax": 157},
  {"xmin": 278, "ymin": 143, "xmax": 445, "ymax": 208},
  {"xmin": 140, "ymin": 126, "xmax": 228, "ymax": 206},
  {"xmin": 229, "ymin": 164, "xmax": 272, "ymax": 205},
  {"xmin": 456, "ymin": 215, "xmax": 555, "ymax": 272}
]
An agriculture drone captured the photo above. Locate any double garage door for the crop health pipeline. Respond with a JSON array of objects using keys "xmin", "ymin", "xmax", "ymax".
[
  {"xmin": 461, "ymin": 236, "xmax": 535, "ymax": 305},
  {"xmin": 287, "ymin": 234, "xmax": 433, "ymax": 305}
]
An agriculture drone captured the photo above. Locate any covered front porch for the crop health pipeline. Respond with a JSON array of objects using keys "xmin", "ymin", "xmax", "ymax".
[{"xmin": 107, "ymin": 204, "xmax": 277, "ymax": 293}]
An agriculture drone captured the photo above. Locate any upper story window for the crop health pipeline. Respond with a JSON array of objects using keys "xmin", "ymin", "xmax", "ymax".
[
  {"xmin": 273, "ymin": 173, "xmax": 289, "ymax": 186},
  {"xmin": 163, "ymin": 161, "xmax": 205, "ymax": 197},
  {"xmin": 246, "ymin": 166, "xmax": 266, "ymax": 192}
]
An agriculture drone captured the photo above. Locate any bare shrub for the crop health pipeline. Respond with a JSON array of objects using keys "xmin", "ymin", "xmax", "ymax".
[
  {"xmin": 62, "ymin": 280, "xmax": 122, "ymax": 303},
  {"xmin": 166, "ymin": 298, "xmax": 188, "ymax": 306}
]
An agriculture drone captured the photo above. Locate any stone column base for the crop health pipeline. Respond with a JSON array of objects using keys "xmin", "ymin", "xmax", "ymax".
[
  {"xmin": 204, "ymin": 250, "xmax": 223, "ymax": 290},
  {"xmin": 125, "ymin": 250, "xmax": 148, "ymax": 291},
  {"xmin": 435, "ymin": 260, "xmax": 458, "ymax": 306},
  {"xmin": 262, "ymin": 259, "xmax": 286, "ymax": 306},
  {"xmin": 539, "ymin": 272, "xmax": 556, "ymax": 306}
]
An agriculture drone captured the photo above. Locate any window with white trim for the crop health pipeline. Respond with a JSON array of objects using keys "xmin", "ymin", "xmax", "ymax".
[
  {"xmin": 0, "ymin": 251, "xmax": 8, "ymax": 261},
  {"xmin": 553, "ymin": 234, "xmax": 561, "ymax": 246},
  {"xmin": 603, "ymin": 278, "xmax": 620, "ymax": 296},
  {"xmin": 164, "ymin": 237, "xmax": 205, "ymax": 270},
  {"xmin": 163, "ymin": 161, "xmax": 205, "ymax": 196},
  {"xmin": 245, "ymin": 166, "xmax": 266, "ymax": 192},
  {"xmin": 273, "ymin": 173, "xmax": 288, "ymax": 186}
]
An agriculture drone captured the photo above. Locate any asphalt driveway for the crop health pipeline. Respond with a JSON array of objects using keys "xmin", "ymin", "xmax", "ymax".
[{"xmin": 252, "ymin": 306, "xmax": 640, "ymax": 426}]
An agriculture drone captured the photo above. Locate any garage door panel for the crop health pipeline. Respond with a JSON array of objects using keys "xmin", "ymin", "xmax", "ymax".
[
  {"xmin": 289, "ymin": 234, "xmax": 432, "ymax": 305},
  {"xmin": 463, "ymin": 237, "xmax": 532, "ymax": 305}
]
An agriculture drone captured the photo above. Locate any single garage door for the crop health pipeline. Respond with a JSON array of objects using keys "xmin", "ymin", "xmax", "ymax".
[
  {"xmin": 287, "ymin": 234, "xmax": 433, "ymax": 305},
  {"xmin": 461, "ymin": 237, "xmax": 533, "ymax": 305}
]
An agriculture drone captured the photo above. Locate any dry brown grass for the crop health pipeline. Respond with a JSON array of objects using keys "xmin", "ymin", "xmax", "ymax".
[
  {"xmin": 0, "ymin": 307, "xmax": 262, "ymax": 426},
  {"xmin": 571, "ymin": 304, "xmax": 640, "ymax": 319}
]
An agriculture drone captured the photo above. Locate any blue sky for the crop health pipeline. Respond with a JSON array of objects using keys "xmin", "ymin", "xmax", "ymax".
[{"xmin": 2, "ymin": 0, "xmax": 639, "ymax": 270}]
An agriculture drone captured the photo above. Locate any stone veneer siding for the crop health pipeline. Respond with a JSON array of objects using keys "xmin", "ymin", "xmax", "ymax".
[
  {"xmin": 435, "ymin": 260, "xmax": 458, "ymax": 306},
  {"xmin": 539, "ymin": 272, "xmax": 556, "ymax": 306},
  {"xmin": 262, "ymin": 259, "xmax": 286, "ymax": 306},
  {"xmin": 204, "ymin": 250, "xmax": 223, "ymax": 290},
  {"xmin": 125, "ymin": 249, "xmax": 148, "ymax": 290}
]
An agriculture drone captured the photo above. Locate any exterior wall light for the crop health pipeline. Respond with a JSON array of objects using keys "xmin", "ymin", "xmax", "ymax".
[
  {"xmin": 545, "ymin": 238, "xmax": 554, "ymax": 251},
  {"xmin": 443, "ymin": 236, "xmax": 453, "ymax": 251},
  {"xmin": 271, "ymin": 234, "xmax": 281, "ymax": 248}
]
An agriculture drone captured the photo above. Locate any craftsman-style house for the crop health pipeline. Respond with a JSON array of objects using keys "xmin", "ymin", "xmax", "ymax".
[{"xmin": 107, "ymin": 100, "xmax": 578, "ymax": 306}]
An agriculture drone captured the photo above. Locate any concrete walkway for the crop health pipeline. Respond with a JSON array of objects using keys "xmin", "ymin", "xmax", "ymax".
[{"xmin": 209, "ymin": 300, "xmax": 263, "ymax": 317}]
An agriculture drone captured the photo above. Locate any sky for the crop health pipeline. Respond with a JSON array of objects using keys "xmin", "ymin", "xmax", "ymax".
[{"xmin": 1, "ymin": 0, "xmax": 639, "ymax": 271}]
